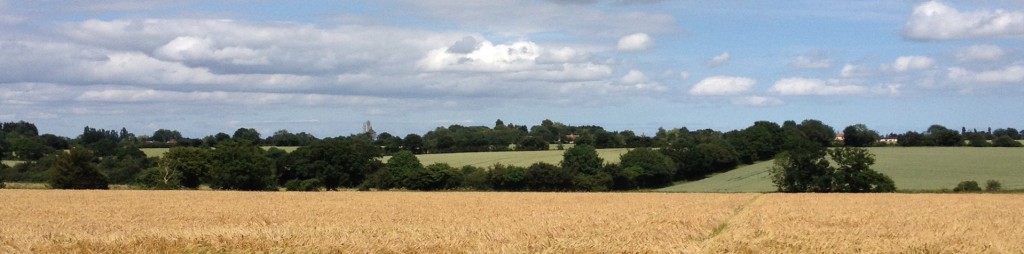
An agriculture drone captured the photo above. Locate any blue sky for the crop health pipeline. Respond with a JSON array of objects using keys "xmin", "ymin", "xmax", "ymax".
[{"xmin": 1, "ymin": 0, "xmax": 1022, "ymax": 138}]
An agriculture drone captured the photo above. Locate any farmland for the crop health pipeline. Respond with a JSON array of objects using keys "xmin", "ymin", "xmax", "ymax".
[
  {"xmin": 1, "ymin": 190, "xmax": 1021, "ymax": 253},
  {"xmin": 660, "ymin": 147, "xmax": 1024, "ymax": 192},
  {"xmin": 413, "ymin": 148, "xmax": 629, "ymax": 168}
]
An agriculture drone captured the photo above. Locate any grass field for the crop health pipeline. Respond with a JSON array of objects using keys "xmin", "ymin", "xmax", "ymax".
[
  {"xmin": 0, "ymin": 190, "xmax": 1021, "ymax": 253},
  {"xmin": 140, "ymin": 146, "xmax": 300, "ymax": 158},
  {"xmin": 660, "ymin": 147, "xmax": 1024, "ymax": 192}
]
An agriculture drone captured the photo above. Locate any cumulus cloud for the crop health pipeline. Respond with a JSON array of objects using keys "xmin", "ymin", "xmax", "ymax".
[
  {"xmin": 418, "ymin": 37, "xmax": 613, "ymax": 82},
  {"xmin": 839, "ymin": 64, "xmax": 870, "ymax": 78},
  {"xmin": 955, "ymin": 44, "xmax": 1006, "ymax": 62},
  {"xmin": 771, "ymin": 77, "xmax": 867, "ymax": 96},
  {"xmin": 948, "ymin": 65, "xmax": 1024, "ymax": 83},
  {"xmin": 903, "ymin": 1, "xmax": 1024, "ymax": 41},
  {"xmin": 790, "ymin": 54, "xmax": 832, "ymax": 69},
  {"xmin": 689, "ymin": 76, "xmax": 755, "ymax": 96},
  {"xmin": 617, "ymin": 33, "xmax": 652, "ymax": 51},
  {"xmin": 706, "ymin": 52, "xmax": 730, "ymax": 67},
  {"xmin": 891, "ymin": 56, "xmax": 935, "ymax": 72},
  {"xmin": 734, "ymin": 96, "xmax": 782, "ymax": 106}
]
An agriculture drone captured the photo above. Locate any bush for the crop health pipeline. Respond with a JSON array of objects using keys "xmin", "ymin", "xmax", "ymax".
[
  {"xmin": 619, "ymin": 147, "xmax": 676, "ymax": 188},
  {"xmin": 49, "ymin": 147, "xmax": 109, "ymax": 189},
  {"xmin": 985, "ymin": 180, "xmax": 1002, "ymax": 192},
  {"xmin": 525, "ymin": 162, "xmax": 574, "ymax": 191},
  {"xmin": 207, "ymin": 140, "xmax": 276, "ymax": 191},
  {"xmin": 992, "ymin": 136, "xmax": 1022, "ymax": 147},
  {"xmin": 460, "ymin": 165, "xmax": 489, "ymax": 190},
  {"xmin": 135, "ymin": 167, "xmax": 181, "ymax": 190},
  {"xmin": 953, "ymin": 180, "xmax": 982, "ymax": 192},
  {"xmin": 285, "ymin": 178, "xmax": 323, "ymax": 191},
  {"xmin": 488, "ymin": 163, "xmax": 528, "ymax": 191}
]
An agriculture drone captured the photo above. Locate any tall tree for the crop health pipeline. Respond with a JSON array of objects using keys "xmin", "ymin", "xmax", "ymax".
[
  {"xmin": 619, "ymin": 148, "xmax": 676, "ymax": 188},
  {"xmin": 842, "ymin": 124, "xmax": 879, "ymax": 147},
  {"xmin": 207, "ymin": 140, "xmax": 276, "ymax": 191},
  {"xmin": 561, "ymin": 144, "xmax": 603, "ymax": 175},
  {"xmin": 232, "ymin": 128, "xmax": 261, "ymax": 144},
  {"xmin": 49, "ymin": 147, "xmax": 109, "ymax": 189}
]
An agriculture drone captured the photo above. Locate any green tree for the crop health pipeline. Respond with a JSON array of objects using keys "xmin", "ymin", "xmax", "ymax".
[
  {"xmin": 525, "ymin": 162, "xmax": 574, "ymax": 191},
  {"xmin": 159, "ymin": 147, "xmax": 211, "ymax": 189},
  {"xmin": 207, "ymin": 140, "xmax": 276, "ymax": 191},
  {"xmin": 953, "ymin": 180, "xmax": 981, "ymax": 192},
  {"xmin": 151, "ymin": 129, "xmax": 183, "ymax": 143},
  {"xmin": 232, "ymin": 128, "xmax": 262, "ymax": 144},
  {"xmin": 403, "ymin": 134, "xmax": 425, "ymax": 154},
  {"xmin": 488, "ymin": 163, "xmax": 528, "ymax": 191},
  {"xmin": 797, "ymin": 119, "xmax": 836, "ymax": 148},
  {"xmin": 992, "ymin": 136, "xmax": 1023, "ymax": 147},
  {"xmin": 516, "ymin": 136, "xmax": 549, "ymax": 151},
  {"xmin": 49, "ymin": 147, "xmax": 109, "ymax": 189},
  {"xmin": 97, "ymin": 145, "xmax": 153, "ymax": 184},
  {"xmin": 8, "ymin": 134, "xmax": 53, "ymax": 160},
  {"xmin": 365, "ymin": 150, "xmax": 423, "ymax": 190},
  {"xmin": 966, "ymin": 133, "xmax": 991, "ymax": 147},
  {"xmin": 829, "ymin": 147, "xmax": 895, "ymax": 192},
  {"xmin": 619, "ymin": 148, "xmax": 676, "ymax": 188},
  {"xmin": 842, "ymin": 124, "xmax": 879, "ymax": 147},
  {"xmin": 561, "ymin": 144, "xmax": 603, "ymax": 175},
  {"xmin": 925, "ymin": 125, "xmax": 962, "ymax": 146},
  {"xmin": 287, "ymin": 137, "xmax": 383, "ymax": 190}
]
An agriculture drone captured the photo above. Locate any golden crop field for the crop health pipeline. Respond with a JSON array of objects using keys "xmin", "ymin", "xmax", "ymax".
[{"xmin": 0, "ymin": 190, "xmax": 1021, "ymax": 253}]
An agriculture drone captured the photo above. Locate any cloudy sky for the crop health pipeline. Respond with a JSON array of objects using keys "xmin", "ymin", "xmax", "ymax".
[{"xmin": 1, "ymin": 0, "xmax": 1023, "ymax": 138}]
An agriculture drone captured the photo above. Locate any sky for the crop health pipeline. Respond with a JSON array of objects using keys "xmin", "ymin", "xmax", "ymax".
[{"xmin": 1, "ymin": 0, "xmax": 1023, "ymax": 138}]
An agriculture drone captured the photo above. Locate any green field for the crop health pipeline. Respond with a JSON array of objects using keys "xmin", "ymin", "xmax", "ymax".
[
  {"xmin": 658, "ymin": 147, "xmax": 1024, "ymax": 192},
  {"xmin": 1, "ymin": 160, "xmax": 20, "ymax": 167},
  {"xmin": 414, "ymin": 148, "xmax": 629, "ymax": 168}
]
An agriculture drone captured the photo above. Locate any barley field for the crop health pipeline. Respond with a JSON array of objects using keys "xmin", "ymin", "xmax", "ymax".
[{"xmin": 1, "ymin": 190, "xmax": 1022, "ymax": 253}]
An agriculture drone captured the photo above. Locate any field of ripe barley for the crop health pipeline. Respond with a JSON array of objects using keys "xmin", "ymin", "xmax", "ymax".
[{"xmin": 1, "ymin": 190, "xmax": 1022, "ymax": 253}]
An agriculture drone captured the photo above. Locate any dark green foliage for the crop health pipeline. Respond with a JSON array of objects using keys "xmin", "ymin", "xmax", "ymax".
[
  {"xmin": 992, "ymin": 136, "xmax": 1022, "ymax": 147},
  {"xmin": 405, "ymin": 163, "xmax": 462, "ymax": 190},
  {"xmin": 375, "ymin": 132, "xmax": 403, "ymax": 154},
  {"xmin": 797, "ymin": 119, "xmax": 836, "ymax": 148},
  {"xmin": 267, "ymin": 130, "xmax": 317, "ymax": 146},
  {"xmin": 561, "ymin": 145, "xmax": 603, "ymax": 175},
  {"xmin": 285, "ymin": 178, "xmax": 323, "ymax": 191},
  {"xmin": 992, "ymin": 128, "xmax": 1021, "ymax": 140},
  {"xmin": 829, "ymin": 147, "xmax": 895, "ymax": 192},
  {"xmin": 770, "ymin": 151, "xmax": 833, "ymax": 192},
  {"xmin": 966, "ymin": 133, "xmax": 990, "ymax": 147},
  {"xmin": 898, "ymin": 131, "xmax": 925, "ymax": 146},
  {"xmin": 985, "ymin": 180, "xmax": 1002, "ymax": 191},
  {"xmin": 571, "ymin": 172, "xmax": 612, "ymax": 191},
  {"xmin": 619, "ymin": 148, "xmax": 676, "ymax": 188},
  {"xmin": 516, "ymin": 136, "xmax": 549, "ymax": 151},
  {"xmin": 207, "ymin": 140, "xmax": 276, "ymax": 191},
  {"xmin": 159, "ymin": 147, "xmax": 212, "ymax": 189},
  {"xmin": 459, "ymin": 165, "xmax": 490, "ymax": 190},
  {"xmin": 364, "ymin": 151, "xmax": 423, "ymax": 190},
  {"xmin": 403, "ymin": 134, "xmax": 425, "ymax": 154},
  {"xmin": 925, "ymin": 125, "xmax": 963, "ymax": 146},
  {"xmin": 286, "ymin": 137, "xmax": 383, "ymax": 190},
  {"xmin": 135, "ymin": 167, "xmax": 182, "ymax": 189},
  {"xmin": 843, "ymin": 124, "xmax": 879, "ymax": 147},
  {"xmin": 525, "ymin": 162, "xmax": 574, "ymax": 191},
  {"xmin": 49, "ymin": 147, "xmax": 109, "ymax": 189},
  {"xmin": 487, "ymin": 163, "xmax": 528, "ymax": 191},
  {"xmin": 232, "ymin": 128, "xmax": 261, "ymax": 144},
  {"xmin": 1, "ymin": 153, "xmax": 56, "ymax": 182},
  {"xmin": 151, "ymin": 129, "xmax": 183, "ymax": 143},
  {"xmin": 604, "ymin": 164, "xmax": 641, "ymax": 190},
  {"xmin": 98, "ymin": 145, "xmax": 153, "ymax": 184},
  {"xmin": 953, "ymin": 180, "xmax": 982, "ymax": 192},
  {"xmin": 7, "ymin": 134, "xmax": 53, "ymax": 160}
]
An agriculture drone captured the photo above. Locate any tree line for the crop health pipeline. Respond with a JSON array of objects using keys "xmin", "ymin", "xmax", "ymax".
[{"xmin": 1, "ymin": 119, "xmax": 1021, "ymax": 191}]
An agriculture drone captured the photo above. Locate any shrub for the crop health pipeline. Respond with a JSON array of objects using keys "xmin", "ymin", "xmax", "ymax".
[
  {"xmin": 488, "ymin": 163, "xmax": 528, "ymax": 191},
  {"xmin": 952, "ymin": 181, "xmax": 982, "ymax": 192},
  {"xmin": 49, "ymin": 147, "xmax": 109, "ymax": 189},
  {"xmin": 460, "ymin": 165, "xmax": 490, "ymax": 190},
  {"xmin": 985, "ymin": 180, "xmax": 1002, "ymax": 192},
  {"xmin": 135, "ymin": 167, "xmax": 182, "ymax": 190},
  {"xmin": 992, "ymin": 136, "xmax": 1023, "ymax": 147},
  {"xmin": 285, "ymin": 178, "xmax": 323, "ymax": 191}
]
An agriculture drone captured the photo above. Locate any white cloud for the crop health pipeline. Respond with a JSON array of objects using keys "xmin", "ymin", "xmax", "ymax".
[
  {"xmin": 734, "ymin": 96, "xmax": 782, "ymax": 106},
  {"xmin": 620, "ymin": 70, "xmax": 648, "ymax": 84},
  {"xmin": 154, "ymin": 36, "xmax": 269, "ymax": 65},
  {"xmin": 76, "ymin": 87, "xmax": 391, "ymax": 106},
  {"xmin": 891, "ymin": 56, "xmax": 935, "ymax": 72},
  {"xmin": 706, "ymin": 52, "xmax": 730, "ymax": 67},
  {"xmin": 839, "ymin": 64, "xmax": 870, "ymax": 78},
  {"xmin": 617, "ymin": 33, "xmax": 652, "ymax": 51},
  {"xmin": 689, "ymin": 76, "xmax": 755, "ymax": 96},
  {"xmin": 771, "ymin": 77, "xmax": 867, "ymax": 96},
  {"xmin": 955, "ymin": 44, "xmax": 1006, "ymax": 62},
  {"xmin": 903, "ymin": 1, "xmax": 1024, "ymax": 41},
  {"xmin": 948, "ymin": 65, "xmax": 1024, "ymax": 83},
  {"xmin": 790, "ymin": 55, "xmax": 832, "ymax": 69}
]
